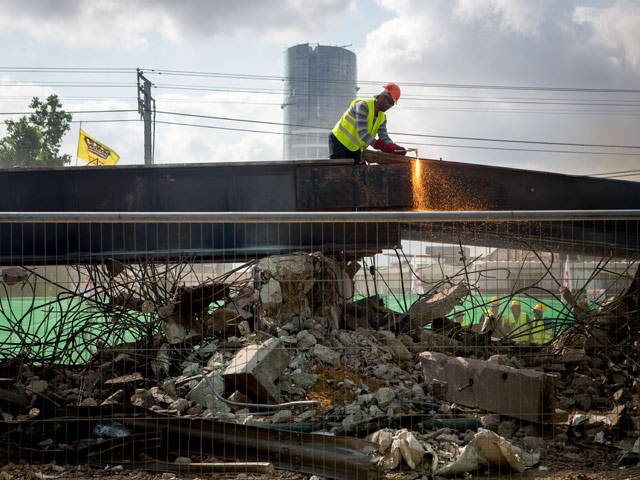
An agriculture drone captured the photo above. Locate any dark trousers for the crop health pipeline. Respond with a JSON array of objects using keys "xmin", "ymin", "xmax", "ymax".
[{"xmin": 328, "ymin": 133, "xmax": 362, "ymax": 165}]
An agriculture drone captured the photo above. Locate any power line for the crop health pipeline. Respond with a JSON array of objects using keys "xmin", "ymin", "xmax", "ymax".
[
  {"xmin": 140, "ymin": 68, "xmax": 640, "ymax": 93},
  {"xmin": 55, "ymin": 116, "xmax": 640, "ymax": 160},
  {"xmin": 3, "ymin": 69, "xmax": 640, "ymax": 103},
  {"xmin": 2, "ymin": 94, "xmax": 638, "ymax": 115},
  {"xmin": 145, "ymin": 118, "xmax": 639, "ymax": 156},
  {"xmin": 1, "ymin": 104, "xmax": 636, "ymax": 153},
  {"xmin": 588, "ymin": 169, "xmax": 640, "ymax": 177},
  {"xmin": 70, "ymin": 119, "xmax": 139, "ymax": 123},
  {"xmin": 393, "ymin": 131, "xmax": 640, "ymax": 149},
  {"xmin": 0, "ymin": 67, "xmax": 134, "ymax": 74},
  {"xmin": 6, "ymin": 66, "xmax": 635, "ymax": 95},
  {"xmin": 597, "ymin": 173, "xmax": 640, "ymax": 179},
  {"xmin": 404, "ymin": 140, "xmax": 640, "ymax": 156},
  {"xmin": 0, "ymin": 109, "xmax": 137, "ymax": 116},
  {"xmin": 0, "ymin": 82, "xmax": 134, "ymax": 88},
  {"xmin": 154, "ymin": 109, "xmax": 640, "ymax": 150}
]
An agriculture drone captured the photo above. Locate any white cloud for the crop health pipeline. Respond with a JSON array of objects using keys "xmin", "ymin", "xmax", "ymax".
[
  {"xmin": 357, "ymin": 0, "xmax": 640, "ymax": 176},
  {"xmin": 0, "ymin": 77, "xmax": 58, "ymax": 137},
  {"xmin": 152, "ymin": 91, "xmax": 283, "ymax": 165},
  {"xmin": 575, "ymin": 1, "xmax": 640, "ymax": 69},
  {"xmin": 0, "ymin": 1, "xmax": 151, "ymax": 50},
  {"xmin": 453, "ymin": 0, "xmax": 559, "ymax": 37},
  {"xmin": 0, "ymin": 0, "xmax": 355, "ymax": 49}
]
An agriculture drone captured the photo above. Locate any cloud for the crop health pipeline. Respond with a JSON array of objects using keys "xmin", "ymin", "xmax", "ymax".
[
  {"xmin": 357, "ymin": 0, "xmax": 640, "ymax": 177},
  {"xmin": 0, "ymin": 0, "xmax": 355, "ymax": 49},
  {"xmin": 0, "ymin": 1, "xmax": 152, "ymax": 50},
  {"xmin": 453, "ymin": 0, "xmax": 561, "ymax": 37},
  {"xmin": 574, "ymin": 1, "xmax": 640, "ymax": 69},
  {"xmin": 152, "ymin": 91, "xmax": 283, "ymax": 165},
  {"xmin": 0, "ymin": 77, "xmax": 58, "ymax": 137}
]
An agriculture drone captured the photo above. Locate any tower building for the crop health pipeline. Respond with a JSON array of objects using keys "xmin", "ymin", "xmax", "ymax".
[{"xmin": 283, "ymin": 44, "xmax": 357, "ymax": 160}]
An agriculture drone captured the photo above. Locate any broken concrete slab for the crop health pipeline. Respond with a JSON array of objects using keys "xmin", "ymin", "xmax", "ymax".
[
  {"xmin": 312, "ymin": 343, "xmax": 341, "ymax": 367},
  {"xmin": 186, "ymin": 371, "xmax": 224, "ymax": 406},
  {"xmin": 419, "ymin": 351, "xmax": 557, "ymax": 423},
  {"xmin": 400, "ymin": 283, "xmax": 470, "ymax": 330},
  {"xmin": 1, "ymin": 267, "xmax": 29, "ymax": 285},
  {"xmin": 223, "ymin": 337, "xmax": 290, "ymax": 404}
]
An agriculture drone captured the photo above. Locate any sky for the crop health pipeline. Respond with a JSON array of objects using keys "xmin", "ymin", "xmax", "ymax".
[{"xmin": 0, "ymin": 0, "xmax": 639, "ymax": 181}]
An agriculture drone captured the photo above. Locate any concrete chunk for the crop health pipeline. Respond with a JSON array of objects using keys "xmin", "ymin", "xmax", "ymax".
[
  {"xmin": 223, "ymin": 337, "xmax": 290, "ymax": 404},
  {"xmin": 404, "ymin": 284, "xmax": 469, "ymax": 329},
  {"xmin": 312, "ymin": 344, "xmax": 341, "ymax": 367},
  {"xmin": 420, "ymin": 351, "xmax": 557, "ymax": 423}
]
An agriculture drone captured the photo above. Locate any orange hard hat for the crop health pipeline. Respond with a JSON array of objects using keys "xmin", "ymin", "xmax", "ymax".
[
  {"xmin": 534, "ymin": 303, "xmax": 546, "ymax": 312},
  {"xmin": 491, "ymin": 296, "xmax": 500, "ymax": 304},
  {"xmin": 511, "ymin": 300, "xmax": 521, "ymax": 307},
  {"xmin": 382, "ymin": 83, "xmax": 401, "ymax": 103}
]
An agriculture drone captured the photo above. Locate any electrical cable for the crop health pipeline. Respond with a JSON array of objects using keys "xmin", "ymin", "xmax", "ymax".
[
  {"xmin": 139, "ymin": 68, "xmax": 640, "ymax": 93},
  {"xmin": 153, "ymin": 110, "xmax": 640, "ymax": 150},
  {"xmin": 588, "ymin": 169, "xmax": 640, "ymax": 177},
  {"xmin": 59, "ymin": 116, "xmax": 639, "ymax": 158},
  {"xmin": 0, "ymin": 109, "xmax": 137, "ymax": 116}
]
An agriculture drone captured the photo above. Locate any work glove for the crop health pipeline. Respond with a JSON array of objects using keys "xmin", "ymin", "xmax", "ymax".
[
  {"xmin": 373, "ymin": 139, "xmax": 387, "ymax": 150},
  {"xmin": 381, "ymin": 143, "xmax": 396, "ymax": 154},
  {"xmin": 392, "ymin": 144, "xmax": 407, "ymax": 155},
  {"xmin": 373, "ymin": 139, "xmax": 395, "ymax": 154}
]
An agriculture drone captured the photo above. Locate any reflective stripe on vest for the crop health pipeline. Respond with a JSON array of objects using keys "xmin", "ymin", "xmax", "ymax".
[{"xmin": 332, "ymin": 99, "xmax": 386, "ymax": 152}]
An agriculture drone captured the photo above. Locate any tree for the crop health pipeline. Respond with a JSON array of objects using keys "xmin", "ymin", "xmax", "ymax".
[{"xmin": 0, "ymin": 95, "xmax": 73, "ymax": 168}]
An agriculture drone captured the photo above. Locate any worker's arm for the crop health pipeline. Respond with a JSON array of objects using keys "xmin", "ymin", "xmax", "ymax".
[
  {"xmin": 353, "ymin": 101, "xmax": 405, "ymax": 155},
  {"xmin": 352, "ymin": 100, "xmax": 376, "ymax": 146},
  {"xmin": 375, "ymin": 120, "xmax": 393, "ymax": 145}
]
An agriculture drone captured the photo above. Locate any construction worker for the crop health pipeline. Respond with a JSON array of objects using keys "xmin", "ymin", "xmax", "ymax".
[
  {"xmin": 531, "ymin": 303, "xmax": 553, "ymax": 344},
  {"xmin": 507, "ymin": 300, "xmax": 531, "ymax": 342},
  {"xmin": 480, "ymin": 296, "xmax": 506, "ymax": 337},
  {"xmin": 329, "ymin": 83, "xmax": 407, "ymax": 165}
]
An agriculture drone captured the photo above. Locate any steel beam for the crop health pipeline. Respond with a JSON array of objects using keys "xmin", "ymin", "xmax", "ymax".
[
  {"xmin": 0, "ymin": 158, "xmax": 639, "ymax": 262},
  {"xmin": 0, "ymin": 161, "xmax": 408, "ymax": 262}
]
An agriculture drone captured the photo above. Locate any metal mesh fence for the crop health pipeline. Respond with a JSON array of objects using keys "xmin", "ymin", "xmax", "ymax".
[{"xmin": 0, "ymin": 211, "xmax": 638, "ymax": 479}]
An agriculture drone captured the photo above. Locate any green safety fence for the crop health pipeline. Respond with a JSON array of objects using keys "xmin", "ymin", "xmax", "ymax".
[
  {"xmin": 360, "ymin": 293, "xmax": 592, "ymax": 332},
  {"xmin": 1, "ymin": 292, "xmax": 593, "ymax": 364},
  {"xmin": 0, "ymin": 297, "xmax": 153, "ymax": 364}
]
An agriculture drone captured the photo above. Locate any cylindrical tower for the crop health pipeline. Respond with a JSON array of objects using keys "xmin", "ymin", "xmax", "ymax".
[{"xmin": 283, "ymin": 44, "xmax": 357, "ymax": 160}]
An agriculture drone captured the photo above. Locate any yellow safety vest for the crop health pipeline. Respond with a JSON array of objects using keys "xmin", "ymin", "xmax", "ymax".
[
  {"xmin": 531, "ymin": 318, "xmax": 552, "ymax": 344},
  {"xmin": 332, "ymin": 99, "xmax": 386, "ymax": 152},
  {"xmin": 508, "ymin": 312, "xmax": 529, "ymax": 342}
]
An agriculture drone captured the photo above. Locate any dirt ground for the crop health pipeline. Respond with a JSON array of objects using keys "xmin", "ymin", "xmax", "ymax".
[{"xmin": 3, "ymin": 463, "xmax": 640, "ymax": 480}]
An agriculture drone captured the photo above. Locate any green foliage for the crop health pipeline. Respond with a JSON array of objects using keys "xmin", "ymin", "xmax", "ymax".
[{"xmin": 0, "ymin": 95, "xmax": 73, "ymax": 168}]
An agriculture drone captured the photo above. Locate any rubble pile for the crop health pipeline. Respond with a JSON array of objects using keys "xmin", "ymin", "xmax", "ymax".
[{"xmin": 0, "ymin": 254, "xmax": 639, "ymax": 479}]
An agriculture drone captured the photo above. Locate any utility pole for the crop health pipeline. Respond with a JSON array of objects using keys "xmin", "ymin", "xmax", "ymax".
[{"xmin": 137, "ymin": 69, "xmax": 155, "ymax": 165}]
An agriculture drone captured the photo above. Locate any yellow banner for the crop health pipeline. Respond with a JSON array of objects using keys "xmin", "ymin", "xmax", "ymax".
[{"xmin": 77, "ymin": 129, "xmax": 120, "ymax": 166}]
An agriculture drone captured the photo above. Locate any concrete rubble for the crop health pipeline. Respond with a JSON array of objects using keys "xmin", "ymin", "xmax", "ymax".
[{"xmin": 1, "ymin": 253, "xmax": 640, "ymax": 479}]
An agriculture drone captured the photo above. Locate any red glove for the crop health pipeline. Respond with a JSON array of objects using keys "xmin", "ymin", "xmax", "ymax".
[
  {"xmin": 381, "ymin": 144, "xmax": 395, "ymax": 154},
  {"xmin": 392, "ymin": 144, "xmax": 407, "ymax": 155},
  {"xmin": 373, "ymin": 139, "xmax": 386, "ymax": 150}
]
